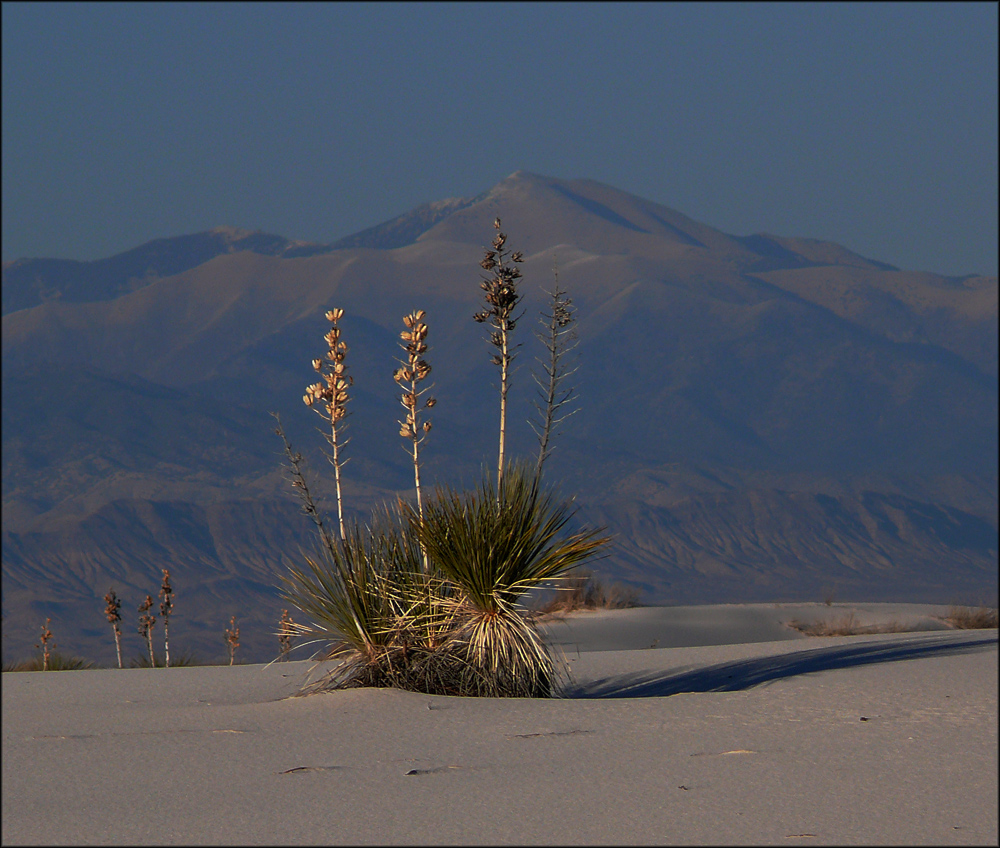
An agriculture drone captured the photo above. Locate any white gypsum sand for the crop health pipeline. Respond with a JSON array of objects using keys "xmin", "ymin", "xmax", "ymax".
[{"xmin": 2, "ymin": 603, "xmax": 996, "ymax": 846}]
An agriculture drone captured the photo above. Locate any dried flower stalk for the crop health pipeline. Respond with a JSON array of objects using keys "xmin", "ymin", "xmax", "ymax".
[
  {"xmin": 532, "ymin": 267, "xmax": 578, "ymax": 482},
  {"xmin": 394, "ymin": 310, "xmax": 436, "ymax": 569},
  {"xmin": 474, "ymin": 218, "xmax": 525, "ymax": 490},
  {"xmin": 36, "ymin": 618, "xmax": 54, "ymax": 671},
  {"xmin": 104, "ymin": 589, "xmax": 123, "ymax": 669},
  {"xmin": 272, "ymin": 413, "xmax": 335, "ymax": 555},
  {"xmin": 158, "ymin": 569, "xmax": 174, "ymax": 668},
  {"xmin": 137, "ymin": 595, "xmax": 156, "ymax": 667},
  {"xmin": 303, "ymin": 308, "xmax": 352, "ymax": 540},
  {"xmin": 278, "ymin": 609, "xmax": 295, "ymax": 660},
  {"xmin": 225, "ymin": 615, "xmax": 240, "ymax": 666}
]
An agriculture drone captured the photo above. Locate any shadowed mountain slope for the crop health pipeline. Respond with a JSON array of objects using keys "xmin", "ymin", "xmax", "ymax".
[{"xmin": 2, "ymin": 171, "xmax": 996, "ymax": 665}]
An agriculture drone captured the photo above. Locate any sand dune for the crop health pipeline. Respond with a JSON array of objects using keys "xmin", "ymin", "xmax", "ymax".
[{"xmin": 2, "ymin": 604, "xmax": 996, "ymax": 845}]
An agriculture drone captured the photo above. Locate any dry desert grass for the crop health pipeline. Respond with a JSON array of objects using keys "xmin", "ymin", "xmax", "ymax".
[
  {"xmin": 534, "ymin": 572, "xmax": 641, "ymax": 616},
  {"xmin": 788, "ymin": 605, "xmax": 999, "ymax": 637},
  {"xmin": 786, "ymin": 612, "xmax": 914, "ymax": 637},
  {"xmin": 943, "ymin": 605, "xmax": 999, "ymax": 629}
]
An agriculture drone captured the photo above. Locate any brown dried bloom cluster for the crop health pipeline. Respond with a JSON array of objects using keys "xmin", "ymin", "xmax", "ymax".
[
  {"xmin": 394, "ymin": 311, "xmax": 436, "ymax": 522},
  {"xmin": 474, "ymin": 218, "xmax": 525, "ymax": 487},
  {"xmin": 303, "ymin": 308, "xmax": 352, "ymax": 539}
]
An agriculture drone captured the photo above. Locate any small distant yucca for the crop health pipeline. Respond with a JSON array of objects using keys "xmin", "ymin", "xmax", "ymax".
[
  {"xmin": 159, "ymin": 569, "xmax": 174, "ymax": 668},
  {"xmin": 36, "ymin": 618, "xmax": 54, "ymax": 671},
  {"xmin": 137, "ymin": 595, "xmax": 156, "ymax": 667},
  {"xmin": 278, "ymin": 609, "xmax": 295, "ymax": 660},
  {"xmin": 104, "ymin": 589, "xmax": 123, "ymax": 669},
  {"xmin": 225, "ymin": 615, "xmax": 240, "ymax": 666}
]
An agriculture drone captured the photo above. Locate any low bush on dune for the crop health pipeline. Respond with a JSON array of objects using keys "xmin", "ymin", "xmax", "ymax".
[
  {"xmin": 129, "ymin": 649, "xmax": 206, "ymax": 668},
  {"xmin": 533, "ymin": 571, "xmax": 641, "ymax": 615},
  {"xmin": 943, "ymin": 605, "xmax": 999, "ymax": 629},
  {"xmin": 278, "ymin": 218, "xmax": 612, "ymax": 698},
  {"xmin": 3, "ymin": 652, "xmax": 97, "ymax": 672},
  {"xmin": 786, "ymin": 613, "xmax": 912, "ymax": 637}
]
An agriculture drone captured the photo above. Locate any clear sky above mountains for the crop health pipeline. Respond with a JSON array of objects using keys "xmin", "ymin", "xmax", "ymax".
[{"xmin": 2, "ymin": 1, "xmax": 997, "ymax": 277}]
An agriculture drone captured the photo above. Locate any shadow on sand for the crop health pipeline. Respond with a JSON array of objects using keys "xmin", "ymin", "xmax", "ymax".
[{"xmin": 563, "ymin": 632, "xmax": 997, "ymax": 699}]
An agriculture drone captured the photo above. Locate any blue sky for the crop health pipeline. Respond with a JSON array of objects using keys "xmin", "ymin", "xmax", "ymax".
[{"xmin": 2, "ymin": 1, "xmax": 997, "ymax": 276}]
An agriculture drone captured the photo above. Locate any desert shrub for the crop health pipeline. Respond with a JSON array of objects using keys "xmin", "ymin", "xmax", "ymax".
[
  {"xmin": 534, "ymin": 571, "xmax": 640, "ymax": 615},
  {"xmin": 786, "ymin": 613, "xmax": 912, "ymax": 637},
  {"xmin": 944, "ymin": 606, "xmax": 999, "ymax": 629},
  {"xmin": 129, "ymin": 649, "xmax": 204, "ymax": 668},
  {"xmin": 5, "ymin": 652, "xmax": 97, "ymax": 672}
]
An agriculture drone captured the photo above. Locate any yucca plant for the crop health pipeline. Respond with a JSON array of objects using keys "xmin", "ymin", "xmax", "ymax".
[
  {"xmin": 278, "ymin": 609, "xmax": 296, "ymax": 660},
  {"xmin": 104, "ymin": 589, "xmax": 124, "ymax": 669},
  {"xmin": 137, "ymin": 595, "xmax": 156, "ymax": 667},
  {"xmin": 129, "ymin": 649, "xmax": 202, "ymax": 668},
  {"xmin": 35, "ymin": 618, "xmax": 54, "ymax": 671},
  {"xmin": 276, "ymin": 217, "xmax": 612, "ymax": 699},
  {"xmin": 158, "ymin": 569, "xmax": 174, "ymax": 667},
  {"xmin": 403, "ymin": 462, "xmax": 610, "ymax": 697},
  {"xmin": 225, "ymin": 615, "xmax": 240, "ymax": 665},
  {"xmin": 10, "ymin": 652, "xmax": 96, "ymax": 672}
]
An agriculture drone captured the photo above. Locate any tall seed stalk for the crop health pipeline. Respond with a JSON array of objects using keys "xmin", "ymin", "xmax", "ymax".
[
  {"xmin": 394, "ymin": 310, "xmax": 436, "ymax": 571},
  {"xmin": 104, "ymin": 589, "xmax": 123, "ymax": 669},
  {"xmin": 303, "ymin": 308, "xmax": 352, "ymax": 540},
  {"xmin": 272, "ymin": 413, "xmax": 335, "ymax": 554},
  {"xmin": 36, "ymin": 618, "xmax": 54, "ymax": 671},
  {"xmin": 278, "ymin": 609, "xmax": 295, "ymax": 661},
  {"xmin": 158, "ymin": 569, "xmax": 174, "ymax": 668},
  {"xmin": 474, "ymin": 218, "xmax": 525, "ymax": 491},
  {"xmin": 532, "ymin": 268, "xmax": 578, "ymax": 483},
  {"xmin": 225, "ymin": 616, "xmax": 240, "ymax": 666},
  {"xmin": 137, "ymin": 596, "xmax": 156, "ymax": 667}
]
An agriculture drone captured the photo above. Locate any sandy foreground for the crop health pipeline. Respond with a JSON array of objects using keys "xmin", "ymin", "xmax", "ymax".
[{"xmin": 2, "ymin": 603, "xmax": 997, "ymax": 846}]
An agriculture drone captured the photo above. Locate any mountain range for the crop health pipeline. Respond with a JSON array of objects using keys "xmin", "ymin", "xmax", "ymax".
[{"xmin": 3, "ymin": 171, "xmax": 997, "ymax": 665}]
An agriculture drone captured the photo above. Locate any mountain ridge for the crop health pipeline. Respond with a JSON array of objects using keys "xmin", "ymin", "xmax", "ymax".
[{"xmin": 2, "ymin": 171, "xmax": 996, "ymax": 665}]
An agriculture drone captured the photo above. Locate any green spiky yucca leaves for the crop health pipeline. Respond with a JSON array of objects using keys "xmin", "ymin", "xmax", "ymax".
[
  {"xmin": 401, "ymin": 462, "xmax": 610, "ymax": 697},
  {"xmin": 281, "ymin": 465, "xmax": 609, "ymax": 697},
  {"xmin": 281, "ymin": 508, "xmax": 466, "ymax": 694}
]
